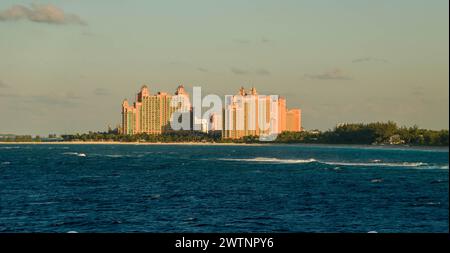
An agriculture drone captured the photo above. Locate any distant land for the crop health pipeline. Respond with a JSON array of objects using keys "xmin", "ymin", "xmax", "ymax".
[{"xmin": 1, "ymin": 121, "xmax": 448, "ymax": 147}]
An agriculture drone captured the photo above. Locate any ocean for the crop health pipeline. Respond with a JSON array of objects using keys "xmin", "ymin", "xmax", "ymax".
[{"xmin": 0, "ymin": 144, "xmax": 448, "ymax": 232}]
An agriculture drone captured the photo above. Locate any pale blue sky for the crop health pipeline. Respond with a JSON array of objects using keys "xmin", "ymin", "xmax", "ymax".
[{"xmin": 0, "ymin": 0, "xmax": 448, "ymax": 135}]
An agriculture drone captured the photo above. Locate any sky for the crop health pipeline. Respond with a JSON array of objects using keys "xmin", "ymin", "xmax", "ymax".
[{"xmin": 0, "ymin": 0, "xmax": 448, "ymax": 135}]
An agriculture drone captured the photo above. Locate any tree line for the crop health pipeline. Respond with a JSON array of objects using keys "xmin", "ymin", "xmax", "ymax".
[
  {"xmin": 1, "ymin": 122, "xmax": 448, "ymax": 146},
  {"xmin": 275, "ymin": 121, "xmax": 449, "ymax": 146}
]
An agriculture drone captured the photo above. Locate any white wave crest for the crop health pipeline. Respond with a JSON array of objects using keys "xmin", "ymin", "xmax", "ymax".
[
  {"xmin": 105, "ymin": 154, "xmax": 124, "ymax": 158},
  {"xmin": 62, "ymin": 152, "xmax": 87, "ymax": 157},
  {"xmin": 219, "ymin": 157, "xmax": 317, "ymax": 164},
  {"xmin": 217, "ymin": 157, "xmax": 448, "ymax": 169},
  {"xmin": 322, "ymin": 161, "xmax": 428, "ymax": 167},
  {"xmin": 421, "ymin": 165, "xmax": 449, "ymax": 170}
]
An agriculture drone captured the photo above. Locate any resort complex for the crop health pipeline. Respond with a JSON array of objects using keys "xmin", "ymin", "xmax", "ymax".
[{"xmin": 121, "ymin": 85, "xmax": 302, "ymax": 139}]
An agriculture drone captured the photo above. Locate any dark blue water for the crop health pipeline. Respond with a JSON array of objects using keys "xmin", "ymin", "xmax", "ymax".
[{"xmin": 0, "ymin": 144, "xmax": 448, "ymax": 232}]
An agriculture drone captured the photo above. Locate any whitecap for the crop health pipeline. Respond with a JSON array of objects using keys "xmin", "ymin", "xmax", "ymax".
[
  {"xmin": 1, "ymin": 161, "xmax": 11, "ymax": 165},
  {"xmin": 0, "ymin": 146, "xmax": 20, "ymax": 149},
  {"xmin": 322, "ymin": 161, "xmax": 428, "ymax": 167},
  {"xmin": 29, "ymin": 201, "xmax": 57, "ymax": 205},
  {"xmin": 63, "ymin": 152, "xmax": 87, "ymax": 157},
  {"xmin": 432, "ymin": 165, "xmax": 449, "ymax": 170},
  {"xmin": 144, "ymin": 194, "xmax": 161, "ymax": 200},
  {"xmin": 218, "ymin": 157, "xmax": 317, "ymax": 164},
  {"xmin": 216, "ymin": 157, "xmax": 448, "ymax": 170},
  {"xmin": 150, "ymin": 194, "xmax": 161, "ymax": 199},
  {"xmin": 105, "ymin": 154, "xmax": 122, "ymax": 158}
]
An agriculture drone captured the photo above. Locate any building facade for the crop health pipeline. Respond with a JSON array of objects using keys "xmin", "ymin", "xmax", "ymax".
[
  {"xmin": 121, "ymin": 85, "xmax": 190, "ymax": 135},
  {"xmin": 222, "ymin": 87, "xmax": 302, "ymax": 139},
  {"xmin": 121, "ymin": 85, "xmax": 302, "ymax": 137},
  {"xmin": 286, "ymin": 109, "xmax": 302, "ymax": 132}
]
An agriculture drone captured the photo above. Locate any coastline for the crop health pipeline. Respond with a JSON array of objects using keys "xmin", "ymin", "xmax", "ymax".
[
  {"xmin": 0, "ymin": 141, "xmax": 263, "ymax": 146},
  {"xmin": 0, "ymin": 141, "xmax": 448, "ymax": 151}
]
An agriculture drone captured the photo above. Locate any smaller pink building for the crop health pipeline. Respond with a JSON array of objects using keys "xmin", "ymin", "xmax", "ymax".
[{"xmin": 286, "ymin": 109, "xmax": 302, "ymax": 132}]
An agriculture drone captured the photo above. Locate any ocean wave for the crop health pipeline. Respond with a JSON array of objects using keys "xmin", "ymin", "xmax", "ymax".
[
  {"xmin": 1, "ymin": 161, "xmax": 11, "ymax": 165},
  {"xmin": 322, "ymin": 161, "xmax": 428, "ymax": 167},
  {"xmin": 104, "ymin": 154, "xmax": 146, "ymax": 158},
  {"xmin": 62, "ymin": 152, "xmax": 87, "ymax": 157},
  {"xmin": 218, "ymin": 157, "xmax": 448, "ymax": 169},
  {"xmin": 105, "ymin": 154, "xmax": 125, "ymax": 158},
  {"xmin": 325, "ymin": 162, "xmax": 448, "ymax": 170},
  {"xmin": 430, "ymin": 179, "xmax": 448, "ymax": 184},
  {"xmin": 29, "ymin": 201, "xmax": 57, "ymax": 205},
  {"xmin": 0, "ymin": 146, "xmax": 20, "ymax": 149},
  {"xmin": 218, "ymin": 157, "xmax": 317, "ymax": 164}
]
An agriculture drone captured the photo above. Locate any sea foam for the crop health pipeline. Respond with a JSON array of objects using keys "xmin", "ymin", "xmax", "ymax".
[
  {"xmin": 218, "ymin": 157, "xmax": 448, "ymax": 169},
  {"xmin": 62, "ymin": 152, "xmax": 87, "ymax": 157},
  {"xmin": 219, "ymin": 157, "xmax": 317, "ymax": 164}
]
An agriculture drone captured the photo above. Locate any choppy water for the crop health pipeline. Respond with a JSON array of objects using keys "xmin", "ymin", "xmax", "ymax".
[{"xmin": 0, "ymin": 144, "xmax": 448, "ymax": 232}]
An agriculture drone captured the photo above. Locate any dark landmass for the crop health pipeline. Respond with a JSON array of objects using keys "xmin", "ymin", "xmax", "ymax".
[{"xmin": 1, "ymin": 122, "xmax": 448, "ymax": 147}]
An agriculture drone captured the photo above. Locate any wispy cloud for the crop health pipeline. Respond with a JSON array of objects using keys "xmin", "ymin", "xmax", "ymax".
[
  {"xmin": 93, "ymin": 88, "xmax": 109, "ymax": 96},
  {"xmin": 197, "ymin": 67, "xmax": 209, "ymax": 73},
  {"xmin": 261, "ymin": 37, "xmax": 271, "ymax": 43},
  {"xmin": 0, "ymin": 91, "xmax": 81, "ymax": 106},
  {"xmin": 255, "ymin": 68, "xmax": 271, "ymax": 76},
  {"xmin": 305, "ymin": 68, "xmax": 353, "ymax": 80},
  {"xmin": 231, "ymin": 67, "xmax": 271, "ymax": 76},
  {"xmin": 0, "ymin": 4, "xmax": 86, "ymax": 25},
  {"xmin": 0, "ymin": 80, "xmax": 9, "ymax": 88},
  {"xmin": 231, "ymin": 68, "xmax": 249, "ymax": 75},
  {"xmin": 28, "ymin": 95, "xmax": 78, "ymax": 107},
  {"xmin": 352, "ymin": 57, "xmax": 388, "ymax": 63}
]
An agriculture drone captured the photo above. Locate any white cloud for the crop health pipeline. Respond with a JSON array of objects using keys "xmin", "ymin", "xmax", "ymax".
[{"xmin": 0, "ymin": 4, "xmax": 86, "ymax": 25}]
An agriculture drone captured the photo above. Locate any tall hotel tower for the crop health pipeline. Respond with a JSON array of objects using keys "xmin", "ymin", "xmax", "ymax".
[
  {"xmin": 121, "ymin": 85, "xmax": 190, "ymax": 134},
  {"xmin": 222, "ymin": 87, "xmax": 302, "ymax": 139}
]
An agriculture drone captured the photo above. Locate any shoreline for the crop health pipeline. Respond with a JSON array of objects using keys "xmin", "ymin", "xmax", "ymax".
[
  {"xmin": 0, "ymin": 141, "xmax": 263, "ymax": 146},
  {"xmin": 0, "ymin": 141, "xmax": 448, "ymax": 150}
]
